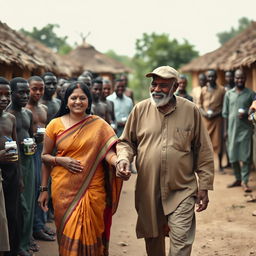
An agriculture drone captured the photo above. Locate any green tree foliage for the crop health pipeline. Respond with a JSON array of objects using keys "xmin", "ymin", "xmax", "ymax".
[
  {"xmin": 20, "ymin": 24, "xmax": 73, "ymax": 55},
  {"xmin": 132, "ymin": 33, "xmax": 198, "ymax": 100},
  {"xmin": 216, "ymin": 17, "xmax": 252, "ymax": 45},
  {"xmin": 105, "ymin": 49, "xmax": 133, "ymax": 69}
]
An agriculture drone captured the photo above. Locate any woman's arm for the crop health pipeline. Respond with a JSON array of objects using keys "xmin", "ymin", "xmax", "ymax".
[
  {"xmin": 42, "ymin": 135, "xmax": 83, "ymax": 174},
  {"xmin": 105, "ymin": 147, "xmax": 117, "ymax": 166},
  {"xmin": 38, "ymin": 135, "xmax": 55, "ymax": 212}
]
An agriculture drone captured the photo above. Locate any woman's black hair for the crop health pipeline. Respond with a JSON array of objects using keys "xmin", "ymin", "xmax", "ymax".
[{"xmin": 55, "ymin": 81, "xmax": 92, "ymax": 118}]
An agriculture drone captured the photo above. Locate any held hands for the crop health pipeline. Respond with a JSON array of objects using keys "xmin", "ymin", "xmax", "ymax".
[
  {"xmin": 116, "ymin": 159, "xmax": 131, "ymax": 181},
  {"xmin": 196, "ymin": 190, "xmax": 209, "ymax": 212},
  {"xmin": 38, "ymin": 192, "xmax": 49, "ymax": 212},
  {"xmin": 57, "ymin": 156, "xmax": 84, "ymax": 173}
]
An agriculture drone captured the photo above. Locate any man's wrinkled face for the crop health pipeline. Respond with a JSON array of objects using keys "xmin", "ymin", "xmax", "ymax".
[
  {"xmin": 150, "ymin": 76, "xmax": 178, "ymax": 107},
  {"xmin": 44, "ymin": 75, "xmax": 57, "ymax": 97}
]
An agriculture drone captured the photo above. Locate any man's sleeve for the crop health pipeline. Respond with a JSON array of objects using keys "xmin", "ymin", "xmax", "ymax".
[
  {"xmin": 193, "ymin": 107, "xmax": 214, "ymax": 190},
  {"xmin": 222, "ymin": 93, "xmax": 229, "ymax": 118},
  {"xmin": 116, "ymin": 105, "xmax": 138, "ymax": 163}
]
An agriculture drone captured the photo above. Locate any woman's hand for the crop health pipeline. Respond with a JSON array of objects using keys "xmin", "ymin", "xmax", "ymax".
[
  {"xmin": 38, "ymin": 191, "xmax": 49, "ymax": 212},
  {"xmin": 56, "ymin": 156, "xmax": 84, "ymax": 173}
]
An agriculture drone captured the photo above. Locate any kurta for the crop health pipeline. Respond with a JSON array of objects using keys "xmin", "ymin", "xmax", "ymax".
[
  {"xmin": 222, "ymin": 87, "xmax": 255, "ymax": 163},
  {"xmin": 117, "ymin": 96, "xmax": 214, "ymax": 238},
  {"xmin": 191, "ymin": 86, "xmax": 202, "ymax": 107},
  {"xmin": 199, "ymin": 85, "xmax": 226, "ymax": 154}
]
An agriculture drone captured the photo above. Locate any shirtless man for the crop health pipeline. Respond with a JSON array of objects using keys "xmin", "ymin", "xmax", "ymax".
[
  {"xmin": 26, "ymin": 76, "xmax": 55, "ymax": 242},
  {"xmin": 7, "ymin": 77, "xmax": 36, "ymax": 256},
  {"xmin": 41, "ymin": 72, "xmax": 60, "ymax": 124},
  {"xmin": 91, "ymin": 78, "xmax": 110, "ymax": 123},
  {"xmin": 0, "ymin": 77, "xmax": 20, "ymax": 256}
]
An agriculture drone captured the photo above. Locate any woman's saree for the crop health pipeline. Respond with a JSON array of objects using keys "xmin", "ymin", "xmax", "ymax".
[{"xmin": 46, "ymin": 115, "xmax": 122, "ymax": 256}]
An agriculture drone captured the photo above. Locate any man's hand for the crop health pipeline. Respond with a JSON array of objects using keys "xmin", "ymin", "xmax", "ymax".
[
  {"xmin": 116, "ymin": 159, "xmax": 131, "ymax": 181},
  {"xmin": 196, "ymin": 190, "xmax": 209, "ymax": 212},
  {"xmin": 34, "ymin": 132, "xmax": 44, "ymax": 144},
  {"xmin": 38, "ymin": 191, "xmax": 49, "ymax": 212},
  {"xmin": 0, "ymin": 149, "xmax": 18, "ymax": 163}
]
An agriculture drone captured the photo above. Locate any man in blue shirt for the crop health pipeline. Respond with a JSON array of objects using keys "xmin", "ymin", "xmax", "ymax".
[{"xmin": 107, "ymin": 79, "xmax": 133, "ymax": 137}]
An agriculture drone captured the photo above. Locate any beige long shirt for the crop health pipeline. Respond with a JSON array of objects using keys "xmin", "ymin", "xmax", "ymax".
[
  {"xmin": 117, "ymin": 97, "xmax": 214, "ymax": 238},
  {"xmin": 191, "ymin": 86, "xmax": 202, "ymax": 107},
  {"xmin": 199, "ymin": 85, "xmax": 226, "ymax": 114}
]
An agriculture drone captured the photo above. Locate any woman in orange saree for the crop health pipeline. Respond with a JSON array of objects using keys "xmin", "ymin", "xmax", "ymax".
[{"xmin": 38, "ymin": 82, "xmax": 123, "ymax": 256}]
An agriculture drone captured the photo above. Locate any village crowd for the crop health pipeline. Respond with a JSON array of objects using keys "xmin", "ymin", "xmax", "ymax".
[
  {"xmin": 0, "ymin": 66, "xmax": 255, "ymax": 256},
  {"xmin": 0, "ymin": 72, "xmax": 133, "ymax": 256}
]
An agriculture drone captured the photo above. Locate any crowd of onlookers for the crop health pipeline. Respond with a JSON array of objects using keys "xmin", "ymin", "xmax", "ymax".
[
  {"xmin": 1, "ymin": 67, "xmax": 256, "ymax": 256},
  {"xmin": 0, "ymin": 71, "xmax": 134, "ymax": 256},
  {"xmin": 175, "ymin": 69, "xmax": 256, "ymax": 197}
]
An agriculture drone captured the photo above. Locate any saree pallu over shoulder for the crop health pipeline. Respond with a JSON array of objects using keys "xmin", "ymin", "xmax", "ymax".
[{"xmin": 49, "ymin": 116, "xmax": 122, "ymax": 256}]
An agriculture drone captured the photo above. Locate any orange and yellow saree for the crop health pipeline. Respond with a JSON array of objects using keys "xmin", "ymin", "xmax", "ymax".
[{"xmin": 45, "ymin": 115, "xmax": 122, "ymax": 256}]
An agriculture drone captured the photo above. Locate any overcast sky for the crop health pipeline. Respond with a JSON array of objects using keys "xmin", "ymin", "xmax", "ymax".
[{"xmin": 1, "ymin": 0, "xmax": 255, "ymax": 57}]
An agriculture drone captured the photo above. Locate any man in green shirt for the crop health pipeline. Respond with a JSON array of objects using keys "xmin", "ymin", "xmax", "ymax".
[{"xmin": 222, "ymin": 69, "xmax": 255, "ymax": 192}]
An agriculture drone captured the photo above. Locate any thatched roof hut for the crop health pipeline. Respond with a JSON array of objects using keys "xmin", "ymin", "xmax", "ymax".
[
  {"xmin": 0, "ymin": 21, "xmax": 76, "ymax": 79},
  {"xmin": 65, "ymin": 43, "xmax": 132, "ymax": 79},
  {"xmin": 181, "ymin": 21, "xmax": 256, "ymax": 90}
]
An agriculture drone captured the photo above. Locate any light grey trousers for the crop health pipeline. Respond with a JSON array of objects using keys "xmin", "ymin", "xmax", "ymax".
[{"xmin": 145, "ymin": 196, "xmax": 196, "ymax": 256}]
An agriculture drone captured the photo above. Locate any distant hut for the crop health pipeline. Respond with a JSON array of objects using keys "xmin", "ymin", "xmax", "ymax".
[
  {"xmin": 181, "ymin": 21, "xmax": 256, "ymax": 90},
  {"xmin": 65, "ymin": 43, "xmax": 132, "ymax": 81},
  {"xmin": 0, "ymin": 21, "xmax": 76, "ymax": 79}
]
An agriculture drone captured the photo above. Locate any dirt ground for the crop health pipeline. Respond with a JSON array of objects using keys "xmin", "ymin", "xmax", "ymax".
[{"xmin": 37, "ymin": 168, "xmax": 256, "ymax": 256}]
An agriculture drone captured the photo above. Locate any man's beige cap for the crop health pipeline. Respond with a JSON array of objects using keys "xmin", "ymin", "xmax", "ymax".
[{"xmin": 145, "ymin": 66, "xmax": 179, "ymax": 80}]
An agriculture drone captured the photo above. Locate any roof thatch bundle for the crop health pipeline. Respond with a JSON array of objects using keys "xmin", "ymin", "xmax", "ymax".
[
  {"xmin": 0, "ymin": 21, "xmax": 76, "ymax": 77},
  {"xmin": 65, "ymin": 43, "xmax": 132, "ymax": 75},
  {"xmin": 181, "ymin": 21, "xmax": 256, "ymax": 72}
]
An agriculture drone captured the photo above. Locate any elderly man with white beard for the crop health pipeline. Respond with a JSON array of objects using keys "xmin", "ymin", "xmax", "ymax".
[{"xmin": 116, "ymin": 66, "xmax": 214, "ymax": 256}]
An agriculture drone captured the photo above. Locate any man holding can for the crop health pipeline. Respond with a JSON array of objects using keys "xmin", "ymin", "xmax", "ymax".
[
  {"xmin": 116, "ymin": 66, "xmax": 214, "ymax": 256},
  {"xmin": 199, "ymin": 69, "xmax": 226, "ymax": 173},
  {"xmin": 7, "ymin": 77, "xmax": 37, "ymax": 256},
  {"xmin": 222, "ymin": 69, "xmax": 255, "ymax": 192},
  {"xmin": 0, "ymin": 77, "xmax": 20, "ymax": 256}
]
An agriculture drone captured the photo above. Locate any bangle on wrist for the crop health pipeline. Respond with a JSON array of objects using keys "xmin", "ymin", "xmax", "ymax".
[{"xmin": 39, "ymin": 186, "xmax": 48, "ymax": 192}]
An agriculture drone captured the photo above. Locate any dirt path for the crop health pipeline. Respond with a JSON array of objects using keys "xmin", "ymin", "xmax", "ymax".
[{"xmin": 37, "ymin": 168, "xmax": 256, "ymax": 256}]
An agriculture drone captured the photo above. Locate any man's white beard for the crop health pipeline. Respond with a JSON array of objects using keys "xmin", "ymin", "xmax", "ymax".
[{"xmin": 150, "ymin": 91, "xmax": 172, "ymax": 107}]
